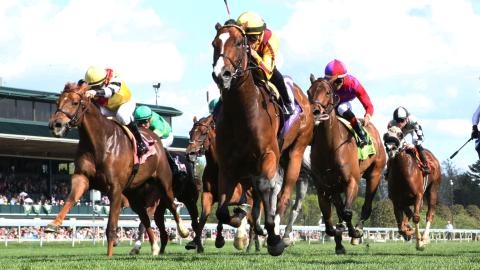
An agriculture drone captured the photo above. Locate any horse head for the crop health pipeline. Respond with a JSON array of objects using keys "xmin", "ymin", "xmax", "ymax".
[
  {"xmin": 307, "ymin": 74, "xmax": 340, "ymax": 125},
  {"xmin": 186, "ymin": 115, "xmax": 214, "ymax": 162},
  {"xmin": 49, "ymin": 82, "xmax": 90, "ymax": 138},
  {"xmin": 383, "ymin": 126, "xmax": 404, "ymax": 159},
  {"xmin": 211, "ymin": 22, "xmax": 249, "ymax": 91}
]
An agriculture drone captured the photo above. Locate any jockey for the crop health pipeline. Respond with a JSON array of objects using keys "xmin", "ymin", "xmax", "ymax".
[
  {"xmin": 325, "ymin": 59, "xmax": 373, "ymax": 147},
  {"xmin": 471, "ymin": 104, "xmax": 480, "ymax": 158},
  {"xmin": 388, "ymin": 106, "xmax": 430, "ymax": 174},
  {"xmin": 84, "ymin": 66, "xmax": 148, "ymax": 157},
  {"xmin": 209, "ymin": 98, "xmax": 219, "ymax": 114},
  {"xmin": 236, "ymin": 11, "xmax": 294, "ymax": 115},
  {"xmin": 133, "ymin": 105, "xmax": 184, "ymax": 177}
]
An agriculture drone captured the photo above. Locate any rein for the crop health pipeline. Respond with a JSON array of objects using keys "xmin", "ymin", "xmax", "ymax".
[{"xmin": 309, "ymin": 79, "xmax": 340, "ymax": 122}]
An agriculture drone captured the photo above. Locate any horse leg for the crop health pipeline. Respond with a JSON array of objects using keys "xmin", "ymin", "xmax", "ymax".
[
  {"xmin": 129, "ymin": 222, "xmax": 145, "ymax": 255},
  {"xmin": 283, "ymin": 176, "xmax": 308, "ymax": 246},
  {"xmin": 159, "ymin": 176, "xmax": 189, "ymax": 239},
  {"xmin": 343, "ymin": 177, "xmax": 362, "ymax": 239},
  {"xmin": 152, "ymin": 205, "xmax": 168, "ymax": 254},
  {"xmin": 106, "ymin": 186, "xmax": 122, "ymax": 257},
  {"xmin": 215, "ymin": 222, "xmax": 225, "ymax": 248},
  {"xmin": 251, "ymin": 182, "xmax": 266, "ymax": 236},
  {"xmin": 46, "ymin": 174, "xmax": 89, "ymax": 232},
  {"xmin": 183, "ymin": 197, "xmax": 201, "ymax": 252},
  {"xmin": 413, "ymin": 192, "xmax": 425, "ymax": 251},
  {"xmin": 393, "ymin": 203, "xmax": 409, "ymax": 241},
  {"xmin": 189, "ymin": 192, "xmax": 212, "ymax": 253},
  {"xmin": 277, "ymin": 150, "xmax": 304, "ymax": 225},
  {"xmin": 359, "ymin": 171, "xmax": 381, "ymax": 229},
  {"xmin": 423, "ymin": 184, "xmax": 439, "ymax": 244}
]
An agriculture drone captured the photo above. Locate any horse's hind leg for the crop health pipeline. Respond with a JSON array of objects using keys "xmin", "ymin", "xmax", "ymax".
[
  {"xmin": 153, "ymin": 205, "xmax": 168, "ymax": 254},
  {"xmin": 393, "ymin": 203, "xmax": 410, "ymax": 241},
  {"xmin": 157, "ymin": 172, "xmax": 189, "ymax": 238},
  {"xmin": 183, "ymin": 196, "xmax": 201, "ymax": 252},
  {"xmin": 283, "ymin": 176, "xmax": 308, "ymax": 245},
  {"xmin": 359, "ymin": 169, "xmax": 382, "ymax": 228},
  {"xmin": 127, "ymin": 198, "xmax": 159, "ymax": 256},
  {"xmin": 46, "ymin": 174, "xmax": 89, "ymax": 232},
  {"xmin": 106, "ymin": 185, "xmax": 123, "ymax": 257},
  {"xmin": 129, "ymin": 223, "xmax": 145, "ymax": 255},
  {"xmin": 215, "ymin": 222, "xmax": 225, "ymax": 248},
  {"xmin": 423, "ymin": 183, "xmax": 439, "ymax": 243},
  {"xmin": 343, "ymin": 176, "xmax": 362, "ymax": 239},
  {"xmin": 413, "ymin": 192, "xmax": 425, "ymax": 251},
  {"xmin": 188, "ymin": 191, "xmax": 213, "ymax": 253}
]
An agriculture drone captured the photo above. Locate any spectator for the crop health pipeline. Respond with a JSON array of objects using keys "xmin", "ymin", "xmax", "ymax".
[{"xmin": 446, "ymin": 220, "xmax": 454, "ymax": 240}]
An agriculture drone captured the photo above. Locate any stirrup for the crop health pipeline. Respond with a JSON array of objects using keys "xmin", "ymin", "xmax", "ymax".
[{"xmin": 137, "ymin": 143, "xmax": 148, "ymax": 156}]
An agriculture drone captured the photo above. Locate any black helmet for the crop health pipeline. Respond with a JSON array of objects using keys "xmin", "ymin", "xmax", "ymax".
[{"xmin": 393, "ymin": 106, "xmax": 409, "ymax": 122}]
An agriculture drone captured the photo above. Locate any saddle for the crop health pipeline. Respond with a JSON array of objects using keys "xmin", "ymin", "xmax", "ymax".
[
  {"xmin": 337, "ymin": 117, "xmax": 376, "ymax": 160},
  {"xmin": 407, "ymin": 147, "xmax": 431, "ymax": 175},
  {"xmin": 106, "ymin": 117, "xmax": 156, "ymax": 164}
]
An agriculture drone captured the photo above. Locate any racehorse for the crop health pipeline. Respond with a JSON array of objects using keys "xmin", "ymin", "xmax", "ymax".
[
  {"xmin": 306, "ymin": 75, "xmax": 386, "ymax": 254},
  {"xmin": 384, "ymin": 127, "xmax": 441, "ymax": 250},
  {"xmin": 128, "ymin": 150, "xmax": 200, "ymax": 255},
  {"xmin": 186, "ymin": 115, "xmax": 262, "ymax": 253},
  {"xmin": 211, "ymin": 23, "xmax": 314, "ymax": 256},
  {"xmin": 47, "ymin": 82, "xmax": 189, "ymax": 256}
]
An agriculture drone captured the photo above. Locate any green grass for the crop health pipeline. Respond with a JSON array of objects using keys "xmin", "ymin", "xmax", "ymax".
[{"xmin": 0, "ymin": 240, "xmax": 479, "ymax": 270}]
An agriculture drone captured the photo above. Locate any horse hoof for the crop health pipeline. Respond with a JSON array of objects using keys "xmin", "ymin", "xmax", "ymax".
[
  {"xmin": 234, "ymin": 236, "xmax": 248, "ymax": 250},
  {"xmin": 416, "ymin": 241, "xmax": 426, "ymax": 251},
  {"xmin": 185, "ymin": 241, "xmax": 197, "ymax": 250},
  {"xmin": 335, "ymin": 247, "xmax": 346, "ymax": 255},
  {"xmin": 177, "ymin": 224, "xmax": 190, "ymax": 238},
  {"xmin": 267, "ymin": 241, "xmax": 285, "ymax": 256},
  {"xmin": 152, "ymin": 243, "xmax": 160, "ymax": 256},
  {"xmin": 215, "ymin": 236, "xmax": 225, "ymax": 248},
  {"xmin": 197, "ymin": 245, "xmax": 204, "ymax": 253},
  {"xmin": 129, "ymin": 248, "xmax": 140, "ymax": 256},
  {"xmin": 282, "ymin": 237, "xmax": 292, "ymax": 247},
  {"xmin": 45, "ymin": 223, "xmax": 59, "ymax": 233},
  {"xmin": 350, "ymin": 237, "xmax": 360, "ymax": 246}
]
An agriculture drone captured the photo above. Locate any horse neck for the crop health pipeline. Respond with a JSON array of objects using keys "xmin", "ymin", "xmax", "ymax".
[
  {"xmin": 206, "ymin": 128, "xmax": 217, "ymax": 163},
  {"xmin": 393, "ymin": 151, "xmax": 418, "ymax": 176},
  {"xmin": 317, "ymin": 111, "xmax": 345, "ymax": 151},
  {"xmin": 79, "ymin": 103, "xmax": 112, "ymax": 154},
  {"xmin": 222, "ymin": 74, "xmax": 259, "ymax": 123}
]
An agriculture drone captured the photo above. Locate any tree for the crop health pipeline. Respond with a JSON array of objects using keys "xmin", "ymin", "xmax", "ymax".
[{"xmin": 368, "ymin": 199, "xmax": 396, "ymax": 227}]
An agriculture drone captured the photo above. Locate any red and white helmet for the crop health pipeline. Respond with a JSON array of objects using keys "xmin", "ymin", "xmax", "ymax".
[{"xmin": 324, "ymin": 59, "xmax": 347, "ymax": 78}]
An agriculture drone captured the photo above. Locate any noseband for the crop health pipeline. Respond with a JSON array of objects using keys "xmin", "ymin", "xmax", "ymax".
[{"xmin": 55, "ymin": 90, "xmax": 88, "ymax": 130}]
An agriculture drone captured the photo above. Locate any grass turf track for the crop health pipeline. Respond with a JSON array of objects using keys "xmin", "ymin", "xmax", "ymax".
[{"xmin": 1, "ymin": 240, "xmax": 479, "ymax": 270}]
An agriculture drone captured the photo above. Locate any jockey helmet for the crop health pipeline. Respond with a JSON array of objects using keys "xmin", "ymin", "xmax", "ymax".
[
  {"xmin": 134, "ymin": 105, "xmax": 153, "ymax": 121},
  {"xmin": 208, "ymin": 98, "xmax": 219, "ymax": 114},
  {"xmin": 237, "ymin": 11, "xmax": 266, "ymax": 35},
  {"xmin": 84, "ymin": 66, "xmax": 107, "ymax": 87},
  {"xmin": 324, "ymin": 59, "xmax": 347, "ymax": 78},
  {"xmin": 393, "ymin": 106, "xmax": 409, "ymax": 122}
]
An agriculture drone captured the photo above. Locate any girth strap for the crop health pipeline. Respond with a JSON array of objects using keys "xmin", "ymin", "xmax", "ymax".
[{"xmin": 124, "ymin": 163, "xmax": 140, "ymax": 191}]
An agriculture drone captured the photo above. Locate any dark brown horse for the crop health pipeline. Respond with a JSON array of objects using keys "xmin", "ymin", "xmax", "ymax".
[
  {"xmin": 307, "ymin": 75, "xmax": 386, "ymax": 254},
  {"xmin": 211, "ymin": 23, "xmax": 313, "ymax": 256},
  {"xmin": 47, "ymin": 83, "xmax": 188, "ymax": 256},
  {"xmin": 186, "ymin": 115, "xmax": 262, "ymax": 253},
  {"xmin": 127, "ymin": 150, "xmax": 200, "ymax": 255},
  {"xmin": 384, "ymin": 127, "xmax": 441, "ymax": 250}
]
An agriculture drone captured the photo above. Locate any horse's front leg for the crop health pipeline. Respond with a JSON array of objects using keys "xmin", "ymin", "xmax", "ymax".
[
  {"xmin": 283, "ymin": 175, "xmax": 308, "ymax": 245},
  {"xmin": 46, "ymin": 174, "xmax": 89, "ymax": 232},
  {"xmin": 153, "ymin": 206, "xmax": 168, "ymax": 254},
  {"xmin": 413, "ymin": 192, "xmax": 425, "ymax": 251},
  {"xmin": 343, "ymin": 176, "xmax": 361, "ymax": 239},
  {"xmin": 423, "ymin": 184, "xmax": 439, "ymax": 244},
  {"xmin": 106, "ymin": 185, "xmax": 122, "ymax": 257}
]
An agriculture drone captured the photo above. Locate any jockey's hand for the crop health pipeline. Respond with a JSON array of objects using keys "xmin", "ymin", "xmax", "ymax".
[
  {"xmin": 250, "ymin": 49, "xmax": 259, "ymax": 59},
  {"xmin": 364, "ymin": 113, "xmax": 371, "ymax": 127},
  {"xmin": 472, "ymin": 125, "xmax": 479, "ymax": 139},
  {"xmin": 86, "ymin": 90, "xmax": 96, "ymax": 98}
]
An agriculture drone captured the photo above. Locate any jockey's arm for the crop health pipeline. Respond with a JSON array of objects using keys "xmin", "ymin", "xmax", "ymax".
[
  {"xmin": 252, "ymin": 32, "xmax": 279, "ymax": 80},
  {"xmin": 472, "ymin": 104, "xmax": 480, "ymax": 126},
  {"xmin": 96, "ymin": 77, "xmax": 121, "ymax": 98},
  {"xmin": 354, "ymin": 82, "xmax": 374, "ymax": 117}
]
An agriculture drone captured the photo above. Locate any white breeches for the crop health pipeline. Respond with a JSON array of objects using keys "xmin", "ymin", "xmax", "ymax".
[
  {"xmin": 99, "ymin": 99, "xmax": 136, "ymax": 125},
  {"xmin": 162, "ymin": 133, "xmax": 174, "ymax": 148},
  {"xmin": 336, "ymin": 101, "xmax": 352, "ymax": 116}
]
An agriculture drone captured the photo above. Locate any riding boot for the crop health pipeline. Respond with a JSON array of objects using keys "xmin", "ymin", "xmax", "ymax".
[
  {"xmin": 166, "ymin": 150, "xmax": 180, "ymax": 179},
  {"xmin": 343, "ymin": 110, "xmax": 368, "ymax": 147},
  {"xmin": 127, "ymin": 122, "xmax": 148, "ymax": 157},
  {"xmin": 271, "ymin": 67, "xmax": 294, "ymax": 115},
  {"xmin": 416, "ymin": 145, "xmax": 430, "ymax": 174}
]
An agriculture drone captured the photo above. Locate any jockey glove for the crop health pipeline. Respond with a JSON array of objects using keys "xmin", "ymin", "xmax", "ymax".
[{"xmin": 472, "ymin": 125, "xmax": 479, "ymax": 139}]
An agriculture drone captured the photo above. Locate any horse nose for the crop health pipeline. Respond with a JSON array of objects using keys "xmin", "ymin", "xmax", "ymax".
[
  {"xmin": 54, "ymin": 121, "xmax": 63, "ymax": 128},
  {"xmin": 222, "ymin": 70, "xmax": 232, "ymax": 80},
  {"xmin": 313, "ymin": 109, "xmax": 321, "ymax": 116}
]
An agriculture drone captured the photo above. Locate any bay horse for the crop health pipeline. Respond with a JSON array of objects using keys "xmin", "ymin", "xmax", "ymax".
[
  {"xmin": 211, "ymin": 23, "xmax": 314, "ymax": 256},
  {"xmin": 306, "ymin": 75, "xmax": 386, "ymax": 254},
  {"xmin": 47, "ymin": 82, "xmax": 189, "ymax": 256},
  {"xmin": 186, "ymin": 115, "xmax": 262, "ymax": 253},
  {"xmin": 384, "ymin": 127, "xmax": 441, "ymax": 250},
  {"xmin": 128, "ymin": 150, "xmax": 200, "ymax": 255}
]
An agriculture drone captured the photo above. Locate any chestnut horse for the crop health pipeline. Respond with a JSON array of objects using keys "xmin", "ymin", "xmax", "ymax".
[
  {"xmin": 47, "ymin": 83, "xmax": 188, "ymax": 256},
  {"xmin": 307, "ymin": 76, "xmax": 386, "ymax": 254},
  {"xmin": 186, "ymin": 115, "xmax": 262, "ymax": 253},
  {"xmin": 128, "ymin": 150, "xmax": 200, "ymax": 255},
  {"xmin": 211, "ymin": 23, "xmax": 313, "ymax": 256},
  {"xmin": 384, "ymin": 127, "xmax": 441, "ymax": 250}
]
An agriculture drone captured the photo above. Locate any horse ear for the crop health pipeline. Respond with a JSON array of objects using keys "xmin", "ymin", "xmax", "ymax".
[
  {"xmin": 215, "ymin": 22, "xmax": 222, "ymax": 31},
  {"xmin": 309, "ymin": 73, "xmax": 316, "ymax": 84},
  {"xmin": 193, "ymin": 116, "xmax": 197, "ymax": 123}
]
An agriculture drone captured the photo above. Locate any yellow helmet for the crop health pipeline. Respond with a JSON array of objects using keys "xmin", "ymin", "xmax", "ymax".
[
  {"xmin": 84, "ymin": 66, "xmax": 107, "ymax": 87},
  {"xmin": 237, "ymin": 11, "xmax": 266, "ymax": 35}
]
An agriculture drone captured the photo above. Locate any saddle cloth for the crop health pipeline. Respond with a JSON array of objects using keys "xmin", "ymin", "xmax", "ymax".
[{"xmin": 337, "ymin": 117, "xmax": 376, "ymax": 160}]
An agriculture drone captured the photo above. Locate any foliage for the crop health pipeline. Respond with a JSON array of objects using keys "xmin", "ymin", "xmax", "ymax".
[{"xmin": 367, "ymin": 199, "xmax": 396, "ymax": 227}]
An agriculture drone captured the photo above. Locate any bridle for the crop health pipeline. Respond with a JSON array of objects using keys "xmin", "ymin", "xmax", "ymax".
[
  {"xmin": 188, "ymin": 119, "xmax": 215, "ymax": 157},
  {"xmin": 55, "ymin": 89, "xmax": 88, "ymax": 130},
  {"xmin": 309, "ymin": 79, "xmax": 340, "ymax": 121},
  {"xmin": 213, "ymin": 25, "xmax": 253, "ymax": 81}
]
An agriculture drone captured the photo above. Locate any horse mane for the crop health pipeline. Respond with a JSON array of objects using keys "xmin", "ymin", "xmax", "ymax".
[{"xmin": 62, "ymin": 81, "xmax": 89, "ymax": 93}]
